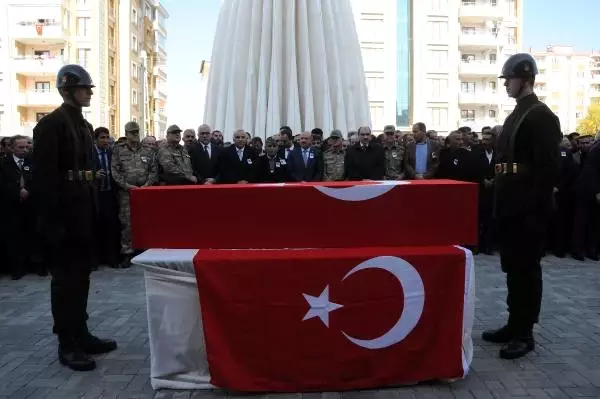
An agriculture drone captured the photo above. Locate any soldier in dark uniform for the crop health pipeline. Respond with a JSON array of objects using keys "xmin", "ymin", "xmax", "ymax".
[
  {"xmin": 31, "ymin": 64, "xmax": 117, "ymax": 371},
  {"xmin": 482, "ymin": 54, "xmax": 561, "ymax": 359}
]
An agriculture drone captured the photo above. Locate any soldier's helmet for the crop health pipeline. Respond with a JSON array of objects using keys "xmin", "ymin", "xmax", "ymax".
[
  {"xmin": 499, "ymin": 53, "xmax": 538, "ymax": 79},
  {"xmin": 124, "ymin": 121, "xmax": 140, "ymax": 132},
  {"xmin": 56, "ymin": 64, "xmax": 95, "ymax": 89}
]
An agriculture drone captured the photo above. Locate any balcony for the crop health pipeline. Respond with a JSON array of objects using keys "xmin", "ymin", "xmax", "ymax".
[
  {"xmin": 153, "ymin": 89, "xmax": 167, "ymax": 100},
  {"xmin": 590, "ymin": 89, "xmax": 600, "ymax": 98},
  {"xmin": 459, "ymin": 60, "xmax": 499, "ymax": 76},
  {"xmin": 10, "ymin": 19, "xmax": 66, "ymax": 44},
  {"xmin": 12, "ymin": 56, "xmax": 65, "ymax": 76},
  {"xmin": 16, "ymin": 89, "xmax": 62, "ymax": 107},
  {"xmin": 459, "ymin": 30, "xmax": 501, "ymax": 48},
  {"xmin": 592, "ymin": 74, "xmax": 600, "ymax": 84},
  {"xmin": 459, "ymin": 3, "xmax": 501, "ymax": 21},
  {"xmin": 459, "ymin": 91, "xmax": 499, "ymax": 105}
]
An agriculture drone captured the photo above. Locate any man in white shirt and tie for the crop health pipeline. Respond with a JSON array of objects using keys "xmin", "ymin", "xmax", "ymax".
[
  {"xmin": 190, "ymin": 124, "xmax": 220, "ymax": 184},
  {"xmin": 217, "ymin": 128, "xmax": 259, "ymax": 184}
]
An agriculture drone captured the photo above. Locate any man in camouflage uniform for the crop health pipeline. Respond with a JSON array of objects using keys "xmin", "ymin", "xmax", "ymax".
[
  {"xmin": 323, "ymin": 129, "xmax": 345, "ymax": 181},
  {"xmin": 111, "ymin": 121, "xmax": 158, "ymax": 268},
  {"xmin": 382, "ymin": 124, "xmax": 405, "ymax": 180},
  {"xmin": 157, "ymin": 125, "xmax": 197, "ymax": 185}
]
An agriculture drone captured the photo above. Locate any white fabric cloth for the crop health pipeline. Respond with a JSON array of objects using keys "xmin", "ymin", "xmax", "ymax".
[
  {"xmin": 204, "ymin": 0, "xmax": 371, "ymax": 141},
  {"xmin": 133, "ymin": 248, "xmax": 475, "ymax": 390}
]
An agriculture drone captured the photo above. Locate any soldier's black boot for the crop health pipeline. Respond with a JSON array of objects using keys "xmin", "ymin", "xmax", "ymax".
[
  {"xmin": 76, "ymin": 333, "xmax": 118, "ymax": 355},
  {"xmin": 58, "ymin": 338, "xmax": 96, "ymax": 371},
  {"xmin": 482, "ymin": 325, "xmax": 512, "ymax": 343},
  {"xmin": 500, "ymin": 336, "xmax": 535, "ymax": 359}
]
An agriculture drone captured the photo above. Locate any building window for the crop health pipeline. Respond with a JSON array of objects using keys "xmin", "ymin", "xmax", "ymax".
[
  {"xmin": 461, "ymin": 54, "xmax": 475, "ymax": 62},
  {"xmin": 369, "ymin": 102, "xmax": 385, "ymax": 130},
  {"xmin": 77, "ymin": 48, "xmax": 91, "ymax": 68},
  {"xmin": 76, "ymin": 0, "xmax": 87, "ymax": 5},
  {"xmin": 396, "ymin": 0, "xmax": 410, "ymax": 126},
  {"xmin": 132, "ymin": 89, "xmax": 138, "ymax": 105},
  {"xmin": 132, "ymin": 35, "xmax": 138, "ymax": 53},
  {"xmin": 145, "ymin": 4, "xmax": 151, "ymax": 17},
  {"xmin": 132, "ymin": 62, "xmax": 138, "ymax": 79},
  {"xmin": 429, "ymin": 0, "xmax": 448, "ymax": 11},
  {"xmin": 427, "ymin": 78, "xmax": 448, "ymax": 98},
  {"xmin": 427, "ymin": 50, "xmax": 448, "ymax": 70},
  {"xmin": 77, "ymin": 17, "xmax": 90, "ymax": 36},
  {"xmin": 35, "ymin": 81, "xmax": 50, "ymax": 92},
  {"xmin": 488, "ymin": 109, "xmax": 497, "ymax": 118},
  {"xmin": 132, "ymin": 8, "xmax": 138, "ymax": 25},
  {"xmin": 427, "ymin": 107, "xmax": 448, "ymax": 127},
  {"xmin": 577, "ymin": 71, "xmax": 585, "ymax": 78},
  {"xmin": 576, "ymin": 112, "xmax": 583, "ymax": 119},
  {"xmin": 359, "ymin": 18, "xmax": 385, "ymax": 43},
  {"xmin": 461, "ymin": 109, "xmax": 475, "ymax": 121},
  {"xmin": 488, "ymin": 81, "xmax": 497, "ymax": 91},
  {"xmin": 427, "ymin": 21, "xmax": 448, "ymax": 43},
  {"xmin": 361, "ymin": 46, "xmax": 385, "ymax": 72},
  {"xmin": 461, "ymin": 82, "xmax": 476, "ymax": 93}
]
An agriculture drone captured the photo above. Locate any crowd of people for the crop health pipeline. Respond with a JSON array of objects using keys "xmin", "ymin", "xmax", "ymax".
[{"xmin": 0, "ymin": 120, "xmax": 598, "ymax": 281}]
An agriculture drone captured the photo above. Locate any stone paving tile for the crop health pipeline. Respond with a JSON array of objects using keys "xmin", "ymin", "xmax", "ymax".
[{"xmin": 0, "ymin": 254, "xmax": 599, "ymax": 398}]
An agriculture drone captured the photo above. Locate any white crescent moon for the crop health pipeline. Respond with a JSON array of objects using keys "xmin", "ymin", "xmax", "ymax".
[
  {"xmin": 313, "ymin": 181, "xmax": 410, "ymax": 202},
  {"xmin": 341, "ymin": 256, "xmax": 425, "ymax": 350}
]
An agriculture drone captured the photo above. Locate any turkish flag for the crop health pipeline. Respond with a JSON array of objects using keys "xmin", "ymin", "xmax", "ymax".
[{"xmin": 194, "ymin": 246, "xmax": 470, "ymax": 392}]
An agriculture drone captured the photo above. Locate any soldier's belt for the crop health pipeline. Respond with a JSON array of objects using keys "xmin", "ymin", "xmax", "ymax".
[
  {"xmin": 66, "ymin": 170, "xmax": 95, "ymax": 182},
  {"xmin": 494, "ymin": 163, "xmax": 530, "ymax": 175}
]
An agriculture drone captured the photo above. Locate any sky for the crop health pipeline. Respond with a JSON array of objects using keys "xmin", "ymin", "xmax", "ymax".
[{"xmin": 161, "ymin": 0, "xmax": 600, "ymax": 129}]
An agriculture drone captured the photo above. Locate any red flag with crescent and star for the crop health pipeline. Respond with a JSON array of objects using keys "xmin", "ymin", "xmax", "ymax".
[{"xmin": 194, "ymin": 246, "xmax": 470, "ymax": 392}]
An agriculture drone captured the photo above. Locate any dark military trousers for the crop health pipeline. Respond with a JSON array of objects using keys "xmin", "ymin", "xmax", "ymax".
[
  {"xmin": 571, "ymin": 192, "xmax": 599, "ymax": 257},
  {"xmin": 499, "ymin": 218, "xmax": 545, "ymax": 337},
  {"xmin": 48, "ymin": 242, "xmax": 92, "ymax": 347}
]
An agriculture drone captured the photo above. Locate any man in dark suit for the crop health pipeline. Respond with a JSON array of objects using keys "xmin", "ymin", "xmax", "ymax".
[
  {"xmin": 476, "ymin": 127, "xmax": 499, "ymax": 254},
  {"xmin": 190, "ymin": 124, "xmax": 220, "ymax": 184},
  {"xmin": 404, "ymin": 122, "xmax": 441, "ymax": 179},
  {"xmin": 31, "ymin": 64, "xmax": 116, "ymax": 371},
  {"xmin": 286, "ymin": 132, "xmax": 323, "ymax": 182},
  {"xmin": 277, "ymin": 127, "xmax": 296, "ymax": 160},
  {"xmin": 217, "ymin": 129, "xmax": 259, "ymax": 184},
  {"xmin": 257, "ymin": 137, "xmax": 288, "ymax": 183},
  {"xmin": 93, "ymin": 127, "xmax": 120, "ymax": 268},
  {"xmin": 343, "ymin": 126, "xmax": 385, "ymax": 180},
  {"xmin": 0, "ymin": 135, "xmax": 34, "ymax": 279}
]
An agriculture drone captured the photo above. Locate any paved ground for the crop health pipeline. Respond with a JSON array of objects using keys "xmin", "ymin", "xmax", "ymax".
[{"xmin": 0, "ymin": 254, "xmax": 599, "ymax": 399}]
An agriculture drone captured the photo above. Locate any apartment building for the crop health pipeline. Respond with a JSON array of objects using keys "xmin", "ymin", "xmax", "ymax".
[
  {"xmin": 352, "ymin": 0, "xmax": 523, "ymax": 134},
  {"xmin": 0, "ymin": 0, "xmax": 168, "ymax": 138}
]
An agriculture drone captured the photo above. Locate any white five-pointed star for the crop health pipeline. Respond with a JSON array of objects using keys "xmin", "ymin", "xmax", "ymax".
[{"xmin": 302, "ymin": 285, "xmax": 343, "ymax": 327}]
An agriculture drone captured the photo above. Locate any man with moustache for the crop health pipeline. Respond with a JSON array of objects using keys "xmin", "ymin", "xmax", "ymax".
[
  {"xmin": 482, "ymin": 54, "xmax": 561, "ymax": 360},
  {"xmin": 31, "ymin": 65, "xmax": 117, "ymax": 371}
]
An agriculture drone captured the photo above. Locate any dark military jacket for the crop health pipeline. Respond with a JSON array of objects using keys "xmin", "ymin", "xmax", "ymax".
[
  {"xmin": 495, "ymin": 93, "xmax": 561, "ymax": 223},
  {"xmin": 31, "ymin": 103, "xmax": 96, "ymax": 245}
]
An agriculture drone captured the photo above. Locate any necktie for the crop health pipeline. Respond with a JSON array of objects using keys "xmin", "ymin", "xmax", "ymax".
[
  {"xmin": 303, "ymin": 149, "xmax": 308, "ymax": 166},
  {"xmin": 205, "ymin": 145, "xmax": 210, "ymax": 159},
  {"xmin": 17, "ymin": 159, "xmax": 25, "ymax": 189},
  {"xmin": 100, "ymin": 151, "xmax": 110, "ymax": 191},
  {"xmin": 238, "ymin": 149, "xmax": 243, "ymax": 161}
]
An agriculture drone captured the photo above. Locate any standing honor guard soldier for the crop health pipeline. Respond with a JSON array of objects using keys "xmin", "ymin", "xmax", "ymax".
[
  {"xmin": 32, "ymin": 64, "xmax": 117, "ymax": 371},
  {"xmin": 482, "ymin": 54, "xmax": 561, "ymax": 359}
]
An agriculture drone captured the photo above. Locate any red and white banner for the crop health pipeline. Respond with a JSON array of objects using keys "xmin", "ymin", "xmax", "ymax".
[
  {"xmin": 131, "ymin": 180, "xmax": 478, "ymax": 249},
  {"xmin": 194, "ymin": 245, "xmax": 473, "ymax": 392}
]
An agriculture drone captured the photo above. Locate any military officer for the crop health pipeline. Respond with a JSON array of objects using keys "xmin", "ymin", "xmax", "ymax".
[
  {"xmin": 157, "ymin": 125, "xmax": 197, "ymax": 185},
  {"xmin": 382, "ymin": 125, "xmax": 405, "ymax": 180},
  {"xmin": 111, "ymin": 121, "xmax": 158, "ymax": 268},
  {"xmin": 31, "ymin": 64, "xmax": 117, "ymax": 371},
  {"xmin": 323, "ymin": 130, "xmax": 345, "ymax": 181},
  {"xmin": 482, "ymin": 54, "xmax": 561, "ymax": 359}
]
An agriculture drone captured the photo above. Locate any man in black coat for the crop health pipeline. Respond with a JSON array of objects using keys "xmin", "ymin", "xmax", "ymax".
[
  {"xmin": 217, "ymin": 129, "xmax": 259, "ymax": 184},
  {"xmin": 257, "ymin": 137, "xmax": 288, "ymax": 183},
  {"xmin": 31, "ymin": 64, "xmax": 117, "ymax": 371},
  {"xmin": 343, "ymin": 126, "xmax": 385, "ymax": 180},
  {"xmin": 190, "ymin": 124, "xmax": 220, "ymax": 184},
  {"xmin": 0, "ymin": 135, "xmax": 34, "ymax": 279},
  {"xmin": 482, "ymin": 54, "xmax": 562, "ymax": 360}
]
